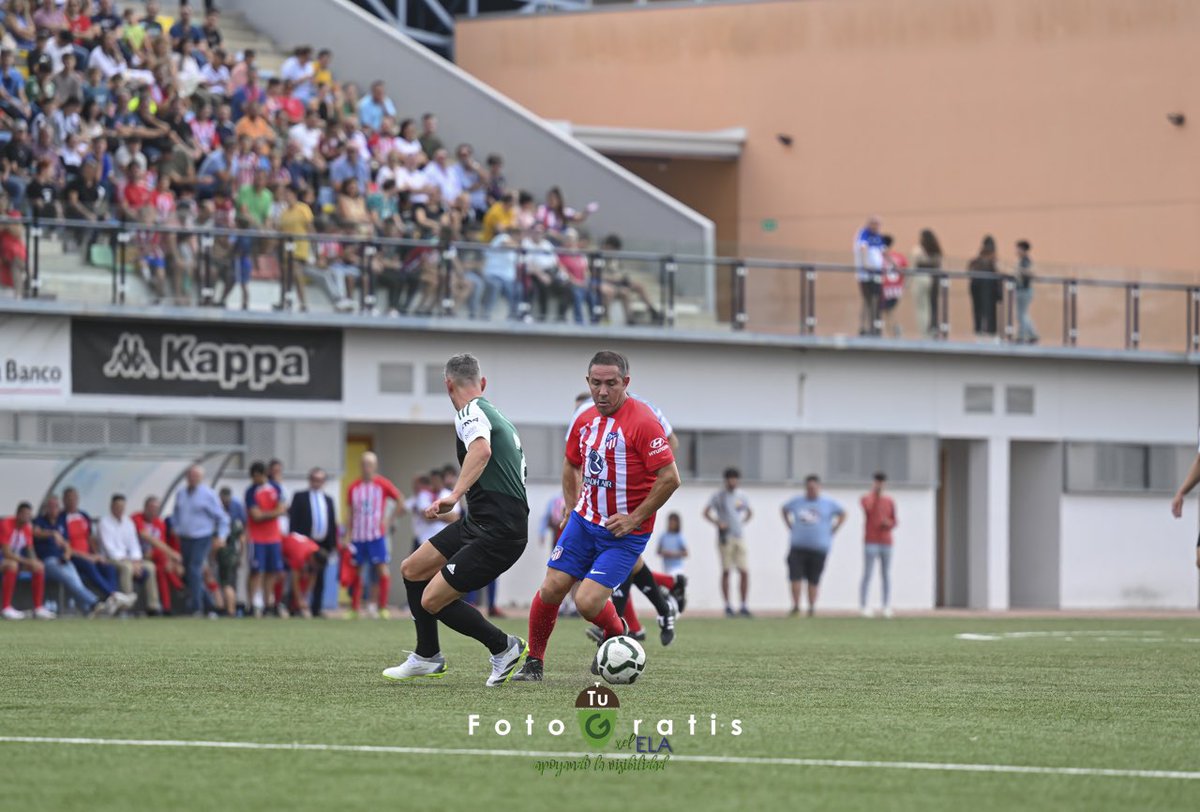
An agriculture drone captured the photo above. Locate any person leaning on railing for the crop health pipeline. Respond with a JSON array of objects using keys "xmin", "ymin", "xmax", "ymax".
[{"xmin": 911, "ymin": 229, "xmax": 943, "ymax": 339}]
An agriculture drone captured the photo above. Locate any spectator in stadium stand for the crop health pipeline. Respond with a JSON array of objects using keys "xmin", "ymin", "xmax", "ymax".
[
  {"xmin": 216, "ymin": 486, "xmax": 245, "ymax": 617},
  {"xmin": 911, "ymin": 228, "xmax": 943, "ymax": 339},
  {"xmin": 1014, "ymin": 239, "xmax": 1039, "ymax": 344},
  {"xmin": 173, "ymin": 465, "xmax": 230, "ymax": 616},
  {"xmin": 26, "ymin": 158, "xmax": 62, "ymax": 221},
  {"xmin": 969, "ymin": 234, "xmax": 1002, "ymax": 340},
  {"xmin": 30, "ymin": 494, "xmax": 110, "ymax": 617},
  {"xmin": 418, "ymin": 112, "xmax": 443, "ymax": 157},
  {"xmin": 330, "ymin": 142, "xmax": 370, "ymax": 192},
  {"xmin": 133, "ymin": 496, "xmax": 185, "ymax": 616},
  {"xmin": 228, "ymin": 48, "xmax": 255, "ymax": 94},
  {"xmin": 481, "ymin": 225, "xmax": 519, "ymax": 320},
  {"xmin": 421, "ymin": 147, "xmax": 462, "ymax": 204},
  {"xmin": 880, "ymin": 234, "xmax": 907, "ymax": 338},
  {"xmin": 480, "ymin": 189, "xmax": 516, "ymax": 243},
  {"xmin": 0, "ymin": 192, "xmax": 27, "ymax": 294},
  {"xmin": 1, "ymin": 502, "xmax": 53, "ymax": 620},
  {"xmin": 535, "ymin": 186, "xmax": 593, "ymax": 243},
  {"xmin": 1, "ymin": 47, "xmax": 33, "ymax": 121},
  {"xmin": 98, "ymin": 494, "xmax": 162, "ymax": 615},
  {"xmin": 704, "ymin": 467, "xmax": 754, "ymax": 617},
  {"xmin": 169, "ymin": 3, "xmax": 202, "ymax": 49},
  {"xmin": 200, "ymin": 6, "xmax": 223, "ymax": 53},
  {"xmin": 781, "ymin": 475, "xmax": 846, "ymax": 617},
  {"xmin": 395, "ymin": 117, "xmax": 424, "ymax": 161},
  {"xmin": 5, "ymin": 2, "xmax": 36, "ymax": 51},
  {"xmin": 2, "ymin": 121, "xmax": 32, "ymax": 208},
  {"xmin": 555, "ymin": 227, "xmax": 592, "ymax": 323},
  {"xmin": 854, "ymin": 215, "xmax": 885, "ymax": 336},
  {"xmin": 357, "ymin": 80, "xmax": 395, "ymax": 132},
  {"xmin": 234, "ymin": 99, "xmax": 273, "ymax": 141},
  {"xmin": 33, "ymin": 0, "xmax": 67, "ymax": 35},
  {"xmin": 595, "ymin": 233, "xmax": 662, "ymax": 325},
  {"xmin": 484, "ymin": 153, "xmax": 507, "ymax": 205},
  {"xmin": 452, "ymin": 143, "xmax": 487, "ymax": 219},
  {"xmin": 521, "ymin": 221, "xmax": 559, "ymax": 321}
]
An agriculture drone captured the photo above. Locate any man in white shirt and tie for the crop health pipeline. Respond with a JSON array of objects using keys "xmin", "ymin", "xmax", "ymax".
[
  {"xmin": 98, "ymin": 494, "xmax": 162, "ymax": 615},
  {"xmin": 288, "ymin": 468, "xmax": 338, "ymax": 617}
]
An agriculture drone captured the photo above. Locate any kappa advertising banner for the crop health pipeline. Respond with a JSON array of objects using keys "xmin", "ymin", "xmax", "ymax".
[
  {"xmin": 0, "ymin": 316, "xmax": 71, "ymax": 397},
  {"xmin": 71, "ymin": 319, "xmax": 343, "ymax": 400}
]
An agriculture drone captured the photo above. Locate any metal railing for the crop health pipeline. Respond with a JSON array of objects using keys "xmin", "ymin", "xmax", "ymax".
[{"xmin": 3, "ymin": 214, "xmax": 1198, "ymax": 354}]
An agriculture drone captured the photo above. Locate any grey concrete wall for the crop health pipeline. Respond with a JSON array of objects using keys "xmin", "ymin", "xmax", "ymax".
[{"xmin": 220, "ymin": 0, "xmax": 714, "ymax": 271}]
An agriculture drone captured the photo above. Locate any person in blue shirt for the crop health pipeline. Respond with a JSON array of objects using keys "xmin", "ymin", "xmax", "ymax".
[
  {"xmin": 781, "ymin": 475, "xmax": 845, "ymax": 617},
  {"xmin": 656, "ymin": 512, "xmax": 688, "ymax": 576}
]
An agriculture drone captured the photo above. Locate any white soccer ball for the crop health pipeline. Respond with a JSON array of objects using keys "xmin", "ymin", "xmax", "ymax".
[{"xmin": 595, "ymin": 635, "xmax": 647, "ymax": 685}]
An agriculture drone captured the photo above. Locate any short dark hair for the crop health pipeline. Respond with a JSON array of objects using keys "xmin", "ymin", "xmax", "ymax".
[
  {"xmin": 873, "ymin": 471, "xmax": 887, "ymax": 482},
  {"xmin": 575, "ymin": 392, "xmax": 591, "ymax": 405},
  {"xmin": 250, "ymin": 461, "xmax": 267, "ymax": 477},
  {"xmin": 441, "ymin": 464, "xmax": 458, "ymax": 477},
  {"xmin": 601, "ymin": 234, "xmax": 622, "ymax": 251},
  {"xmin": 111, "ymin": 493, "xmax": 125, "ymax": 504},
  {"xmin": 804, "ymin": 474, "xmax": 821, "ymax": 485},
  {"xmin": 881, "ymin": 234, "xmax": 894, "ymax": 248},
  {"xmin": 517, "ymin": 191, "xmax": 534, "ymax": 206},
  {"xmin": 724, "ymin": 467, "xmax": 740, "ymax": 480},
  {"xmin": 588, "ymin": 351, "xmax": 629, "ymax": 378},
  {"xmin": 268, "ymin": 458, "xmax": 283, "ymax": 470},
  {"xmin": 1016, "ymin": 239, "xmax": 1031, "ymax": 251},
  {"xmin": 219, "ymin": 486, "xmax": 232, "ymax": 497},
  {"xmin": 429, "ymin": 469, "xmax": 443, "ymax": 479},
  {"xmin": 16, "ymin": 501, "xmax": 32, "ymax": 514}
]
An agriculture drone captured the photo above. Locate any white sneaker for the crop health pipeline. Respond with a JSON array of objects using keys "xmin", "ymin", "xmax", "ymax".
[
  {"xmin": 860, "ymin": 607, "xmax": 874, "ymax": 618},
  {"xmin": 103, "ymin": 595, "xmax": 121, "ymax": 616},
  {"xmin": 33, "ymin": 606, "xmax": 57, "ymax": 620},
  {"xmin": 882, "ymin": 607, "xmax": 894, "ymax": 619},
  {"xmin": 115, "ymin": 592, "xmax": 138, "ymax": 609},
  {"xmin": 486, "ymin": 635, "xmax": 528, "ymax": 687},
  {"xmin": 383, "ymin": 651, "xmax": 448, "ymax": 681},
  {"xmin": 276, "ymin": 604, "xmax": 290, "ymax": 619},
  {"xmin": 366, "ymin": 603, "xmax": 379, "ymax": 619},
  {"xmin": 2, "ymin": 606, "xmax": 26, "ymax": 620}
]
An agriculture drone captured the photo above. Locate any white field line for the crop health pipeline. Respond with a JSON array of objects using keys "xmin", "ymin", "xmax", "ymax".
[{"xmin": 0, "ymin": 736, "xmax": 1198, "ymax": 781}]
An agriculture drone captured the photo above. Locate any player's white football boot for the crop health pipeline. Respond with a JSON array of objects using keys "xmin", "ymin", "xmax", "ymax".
[
  {"xmin": 486, "ymin": 635, "xmax": 528, "ymax": 687},
  {"xmin": 382, "ymin": 652, "xmax": 447, "ymax": 681},
  {"xmin": 2, "ymin": 606, "xmax": 27, "ymax": 620},
  {"xmin": 33, "ymin": 606, "xmax": 57, "ymax": 620}
]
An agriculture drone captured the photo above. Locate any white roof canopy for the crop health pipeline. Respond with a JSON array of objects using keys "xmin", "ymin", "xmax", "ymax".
[{"xmin": 551, "ymin": 122, "xmax": 746, "ymax": 160}]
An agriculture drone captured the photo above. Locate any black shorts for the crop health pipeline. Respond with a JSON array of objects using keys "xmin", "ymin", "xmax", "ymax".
[
  {"xmin": 429, "ymin": 518, "xmax": 527, "ymax": 593},
  {"xmin": 787, "ymin": 548, "xmax": 827, "ymax": 584}
]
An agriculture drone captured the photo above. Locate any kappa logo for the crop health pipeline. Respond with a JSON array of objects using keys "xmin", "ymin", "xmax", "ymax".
[
  {"xmin": 101, "ymin": 332, "xmax": 310, "ymax": 391},
  {"xmin": 103, "ymin": 333, "xmax": 160, "ymax": 380}
]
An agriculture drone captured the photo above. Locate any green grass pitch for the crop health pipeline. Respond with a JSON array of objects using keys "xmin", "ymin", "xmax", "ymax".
[{"xmin": 2, "ymin": 614, "xmax": 1199, "ymax": 811}]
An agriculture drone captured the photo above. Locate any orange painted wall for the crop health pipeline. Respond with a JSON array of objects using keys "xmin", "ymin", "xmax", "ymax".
[{"xmin": 457, "ymin": 0, "xmax": 1200, "ymax": 283}]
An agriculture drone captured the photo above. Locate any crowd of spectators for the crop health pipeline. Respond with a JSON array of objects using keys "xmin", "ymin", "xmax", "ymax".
[
  {"xmin": 853, "ymin": 217, "xmax": 1039, "ymax": 344},
  {"xmin": 0, "ymin": 456, "xmax": 470, "ymax": 619},
  {"xmin": 0, "ymin": 0, "xmax": 661, "ymax": 324}
]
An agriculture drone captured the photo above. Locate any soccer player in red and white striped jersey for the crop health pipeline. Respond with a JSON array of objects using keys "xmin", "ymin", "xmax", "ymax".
[
  {"xmin": 514, "ymin": 351, "xmax": 681, "ymax": 681},
  {"xmin": 346, "ymin": 451, "xmax": 404, "ymax": 618}
]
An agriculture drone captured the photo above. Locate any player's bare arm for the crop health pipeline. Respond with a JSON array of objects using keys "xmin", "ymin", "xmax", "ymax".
[
  {"xmin": 782, "ymin": 508, "xmax": 793, "ymax": 530},
  {"xmin": 560, "ymin": 457, "xmax": 581, "ymax": 529},
  {"xmin": 427, "ymin": 437, "xmax": 490, "ymax": 518},
  {"xmin": 604, "ymin": 461, "xmax": 681, "ymax": 538},
  {"xmin": 1170, "ymin": 453, "xmax": 1200, "ymax": 517}
]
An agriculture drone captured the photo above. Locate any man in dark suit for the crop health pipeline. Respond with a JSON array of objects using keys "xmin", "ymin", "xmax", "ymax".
[{"xmin": 289, "ymin": 467, "xmax": 338, "ymax": 617}]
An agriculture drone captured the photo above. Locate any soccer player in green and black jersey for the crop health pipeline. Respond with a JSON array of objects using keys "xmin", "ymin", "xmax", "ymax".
[{"xmin": 383, "ymin": 353, "xmax": 531, "ymax": 687}]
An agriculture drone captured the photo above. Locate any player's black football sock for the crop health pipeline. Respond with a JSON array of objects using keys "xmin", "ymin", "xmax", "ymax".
[
  {"xmin": 631, "ymin": 566, "xmax": 672, "ymax": 616},
  {"xmin": 611, "ymin": 579, "xmax": 632, "ymax": 617},
  {"xmin": 404, "ymin": 577, "xmax": 441, "ymax": 658},
  {"xmin": 434, "ymin": 599, "xmax": 509, "ymax": 655}
]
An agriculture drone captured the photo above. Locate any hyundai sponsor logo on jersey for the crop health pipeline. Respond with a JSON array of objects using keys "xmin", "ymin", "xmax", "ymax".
[{"xmin": 71, "ymin": 318, "xmax": 342, "ymax": 400}]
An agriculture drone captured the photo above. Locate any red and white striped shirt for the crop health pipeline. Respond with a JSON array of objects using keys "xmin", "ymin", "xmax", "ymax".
[
  {"xmin": 0, "ymin": 517, "xmax": 32, "ymax": 556},
  {"xmin": 567, "ymin": 398, "xmax": 675, "ymax": 536},
  {"xmin": 347, "ymin": 476, "xmax": 401, "ymax": 542}
]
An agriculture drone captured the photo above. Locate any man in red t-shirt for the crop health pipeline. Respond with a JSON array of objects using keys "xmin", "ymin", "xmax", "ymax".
[
  {"xmin": 245, "ymin": 460, "xmax": 288, "ymax": 617},
  {"xmin": 1, "ymin": 502, "xmax": 49, "ymax": 620},
  {"xmin": 859, "ymin": 471, "xmax": 898, "ymax": 618},
  {"xmin": 134, "ymin": 496, "xmax": 184, "ymax": 615},
  {"xmin": 514, "ymin": 351, "xmax": 681, "ymax": 682}
]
